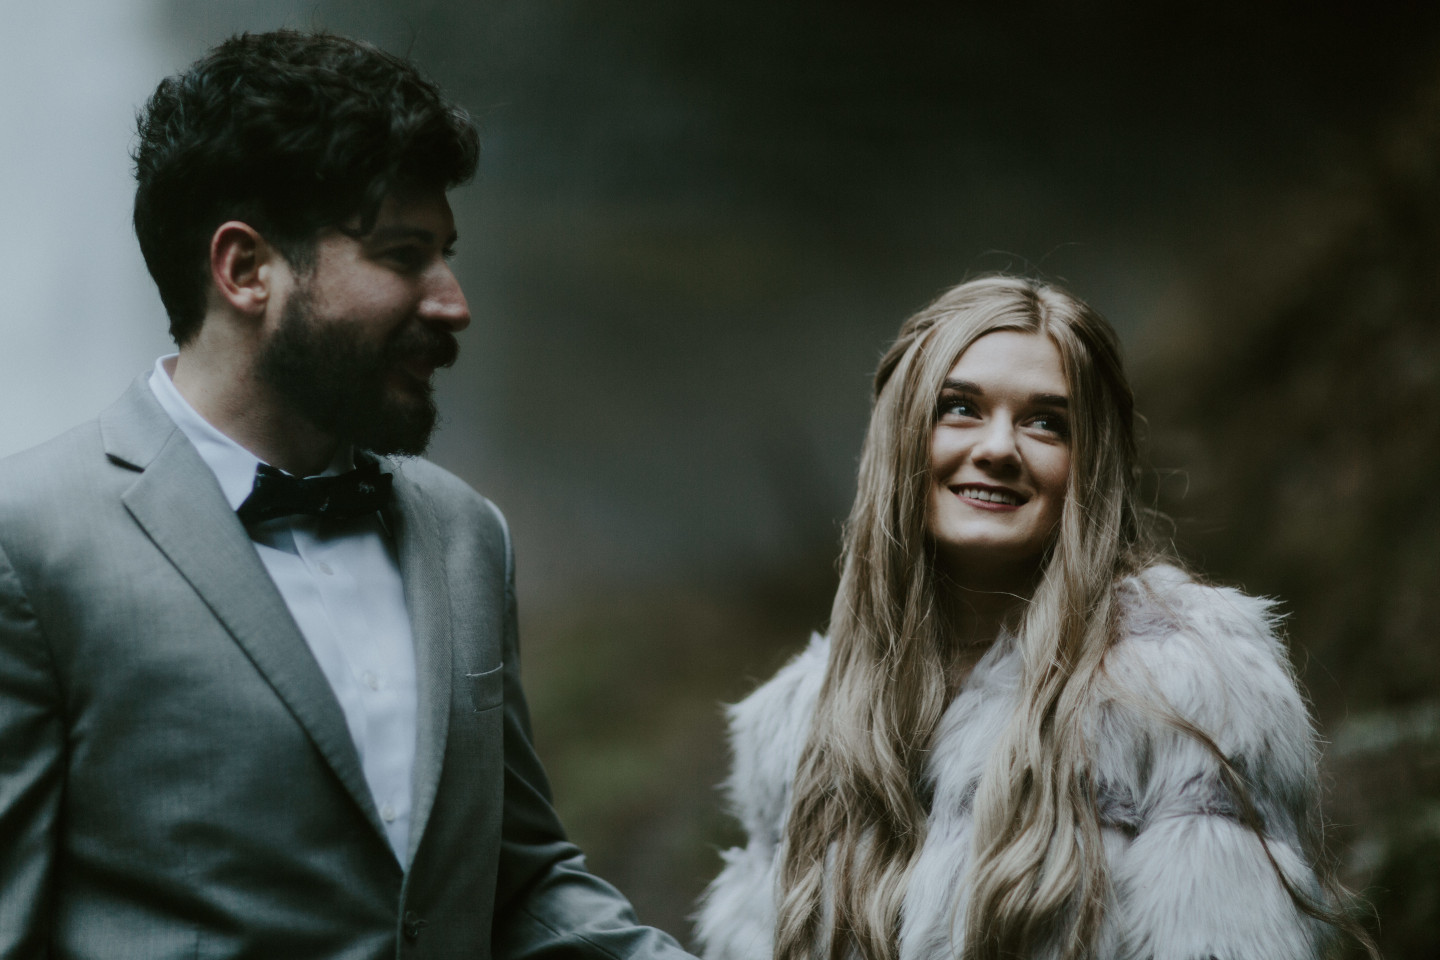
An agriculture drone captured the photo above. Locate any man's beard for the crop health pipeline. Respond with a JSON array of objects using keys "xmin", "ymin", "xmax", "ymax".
[{"xmin": 255, "ymin": 287, "xmax": 459, "ymax": 457}]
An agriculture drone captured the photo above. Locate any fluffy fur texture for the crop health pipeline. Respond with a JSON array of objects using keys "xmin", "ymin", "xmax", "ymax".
[{"xmin": 697, "ymin": 566, "xmax": 1333, "ymax": 960}]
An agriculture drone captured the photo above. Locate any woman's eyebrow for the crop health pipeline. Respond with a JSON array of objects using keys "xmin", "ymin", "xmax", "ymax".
[
  {"xmin": 940, "ymin": 380, "xmax": 1069, "ymax": 407},
  {"xmin": 940, "ymin": 378, "xmax": 983, "ymax": 393}
]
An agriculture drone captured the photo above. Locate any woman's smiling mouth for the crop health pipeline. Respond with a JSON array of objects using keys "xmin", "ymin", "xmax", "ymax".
[{"xmin": 951, "ymin": 484, "xmax": 1026, "ymax": 507}]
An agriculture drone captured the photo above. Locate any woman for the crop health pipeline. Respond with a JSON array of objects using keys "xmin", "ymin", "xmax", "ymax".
[{"xmin": 696, "ymin": 277, "xmax": 1371, "ymax": 960}]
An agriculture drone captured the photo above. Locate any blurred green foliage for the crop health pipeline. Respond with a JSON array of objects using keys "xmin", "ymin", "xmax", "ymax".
[{"xmin": 1136, "ymin": 75, "xmax": 1440, "ymax": 954}]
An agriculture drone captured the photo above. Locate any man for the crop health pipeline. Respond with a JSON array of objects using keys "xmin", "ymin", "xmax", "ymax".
[{"xmin": 0, "ymin": 31, "xmax": 695, "ymax": 960}]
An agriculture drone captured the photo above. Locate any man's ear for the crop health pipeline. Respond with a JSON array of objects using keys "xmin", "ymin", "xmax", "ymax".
[{"xmin": 209, "ymin": 221, "xmax": 278, "ymax": 317}]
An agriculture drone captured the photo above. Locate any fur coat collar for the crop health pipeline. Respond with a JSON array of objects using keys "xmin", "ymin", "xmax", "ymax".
[{"xmin": 696, "ymin": 565, "xmax": 1332, "ymax": 960}]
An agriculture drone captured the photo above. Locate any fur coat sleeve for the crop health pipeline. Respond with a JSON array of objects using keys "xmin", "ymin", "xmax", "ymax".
[{"xmin": 694, "ymin": 566, "xmax": 1336, "ymax": 960}]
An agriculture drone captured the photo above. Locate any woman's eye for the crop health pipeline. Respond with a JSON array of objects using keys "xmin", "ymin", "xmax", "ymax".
[
  {"xmin": 938, "ymin": 396, "xmax": 978, "ymax": 419},
  {"xmin": 1030, "ymin": 414, "xmax": 1069, "ymax": 438}
]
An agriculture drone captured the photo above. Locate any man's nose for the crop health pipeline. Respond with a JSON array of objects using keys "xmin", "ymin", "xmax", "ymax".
[{"xmin": 419, "ymin": 263, "xmax": 471, "ymax": 332}]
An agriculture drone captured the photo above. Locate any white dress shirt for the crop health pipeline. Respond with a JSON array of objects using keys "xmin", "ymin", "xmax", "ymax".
[{"xmin": 148, "ymin": 356, "xmax": 418, "ymax": 866}]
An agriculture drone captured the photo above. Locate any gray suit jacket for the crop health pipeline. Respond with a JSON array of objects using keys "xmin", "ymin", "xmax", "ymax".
[{"xmin": 0, "ymin": 379, "xmax": 692, "ymax": 960}]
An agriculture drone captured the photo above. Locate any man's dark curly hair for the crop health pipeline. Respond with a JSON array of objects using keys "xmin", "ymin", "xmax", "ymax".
[{"xmin": 133, "ymin": 30, "xmax": 479, "ymax": 345}]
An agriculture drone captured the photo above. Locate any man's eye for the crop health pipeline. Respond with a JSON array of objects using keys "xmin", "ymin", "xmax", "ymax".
[{"xmin": 385, "ymin": 247, "xmax": 427, "ymax": 269}]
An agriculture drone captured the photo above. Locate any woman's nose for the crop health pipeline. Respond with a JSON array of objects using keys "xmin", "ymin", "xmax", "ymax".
[{"xmin": 970, "ymin": 418, "xmax": 1019, "ymax": 467}]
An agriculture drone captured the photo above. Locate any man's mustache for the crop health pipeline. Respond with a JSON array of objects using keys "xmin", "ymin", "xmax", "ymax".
[{"xmin": 387, "ymin": 323, "xmax": 460, "ymax": 371}]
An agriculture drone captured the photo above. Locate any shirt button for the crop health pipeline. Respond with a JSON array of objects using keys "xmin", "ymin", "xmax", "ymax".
[
  {"xmin": 362, "ymin": 671, "xmax": 379, "ymax": 690},
  {"xmin": 381, "ymin": 803, "xmax": 397, "ymax": 822},
  {"xmin": 317, "ymin": 561, "xmax": 334, "ymax": 575}
]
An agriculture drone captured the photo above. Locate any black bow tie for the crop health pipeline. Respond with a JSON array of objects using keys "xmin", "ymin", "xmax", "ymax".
[{"xmin": 236, "ymin": 459, "xmax": 393, "ymax": 525}]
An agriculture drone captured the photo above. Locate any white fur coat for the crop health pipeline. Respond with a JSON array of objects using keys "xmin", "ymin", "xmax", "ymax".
[{"xmin": 696, "ymin": 566, "xmax": 1334, "ymax": 960}]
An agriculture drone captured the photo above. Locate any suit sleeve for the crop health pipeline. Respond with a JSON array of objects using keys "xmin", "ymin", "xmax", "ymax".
[
  {"xmin": 0, "ymin": 540, "xmax": 63, "ymax": 958},
  {"xmin": 486, "ymin": 504, "xmax": 696, "ymax": 960},
  {"xmin": 1100, "ymin": 573, "xmax": 1335, "ymax": 960}
]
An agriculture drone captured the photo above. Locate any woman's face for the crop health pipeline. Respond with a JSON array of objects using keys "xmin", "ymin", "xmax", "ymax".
[{"xmin": 927, "ymin": 330, "xmax": 1071, "ymax": 584}]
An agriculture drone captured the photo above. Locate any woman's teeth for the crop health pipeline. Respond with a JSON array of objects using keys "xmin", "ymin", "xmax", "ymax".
[{"xmin": 957, "ymin": 486, "xmax": 1020, "ymax": 505}]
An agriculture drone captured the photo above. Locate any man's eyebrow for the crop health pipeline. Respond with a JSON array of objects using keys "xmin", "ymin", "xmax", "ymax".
[
  {"xmin": 940, "ymin": 379, "xmax": 1068, "ymax": 407},
  {"xmin": 365, "ymin": 226, "xmax": 458, "ymax": 246}
]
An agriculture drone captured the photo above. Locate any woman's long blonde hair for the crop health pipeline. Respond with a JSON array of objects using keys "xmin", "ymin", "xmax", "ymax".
[
  {"xmin": 775, "ymin": 276, "xmax": 1157, "ymax": 960},
  {"xmin": 776, "ymin": 275, "xmax": 1374, "ymax": 960}
]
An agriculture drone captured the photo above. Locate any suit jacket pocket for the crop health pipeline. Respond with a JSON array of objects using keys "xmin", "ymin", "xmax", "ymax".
[{"xmin": 463, "ymin": 662, "xmax": 505, "ymax": 713}]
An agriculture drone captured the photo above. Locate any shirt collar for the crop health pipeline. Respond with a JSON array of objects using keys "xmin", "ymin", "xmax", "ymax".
[{"xmin": 147, "ymin": 354, "xmax": 354, "ymax": 511}]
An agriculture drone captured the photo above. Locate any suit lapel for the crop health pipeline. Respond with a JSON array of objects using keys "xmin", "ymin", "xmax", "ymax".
[
  {"xmin": 102, "ymin": 380, "xmax": 392, "ymax": 847},
  {"xmin": 382, "ymin": 462, "xmax": 455, "ymax": 865}
]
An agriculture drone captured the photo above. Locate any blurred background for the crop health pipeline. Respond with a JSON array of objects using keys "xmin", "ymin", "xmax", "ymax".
[{"xmin": 3, "ymin": 1, "xmax": 1437, "ymax": 954}]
